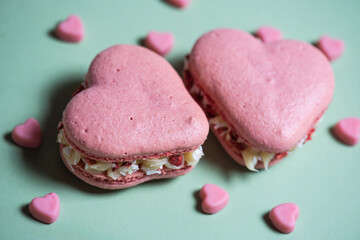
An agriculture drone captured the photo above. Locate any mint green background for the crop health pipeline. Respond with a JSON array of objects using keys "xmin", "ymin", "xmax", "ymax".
[{"xmin": 1, "ymin": 0, "xmax": 359, "ymax": 239}]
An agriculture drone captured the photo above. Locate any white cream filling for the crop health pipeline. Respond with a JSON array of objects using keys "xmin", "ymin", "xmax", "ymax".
[
  {"xmin": 208, "ymin": 115, "xmax": 314, "ymax": 171},
  {"xmin": 57, "ymin": 130, "xmax": 203, "ymax": 180}
]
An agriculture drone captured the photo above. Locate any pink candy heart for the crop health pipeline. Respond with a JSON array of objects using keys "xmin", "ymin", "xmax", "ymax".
[
  {"xmin": 166, "ymin": 0, "xmax": 191, "ymax": 8},
  {"xmin": 199, "ymin": 184, "xmax": 229, "ymax": 214},
  {"xmin": 317, "ymin": 35, "xmax": 345, "ymax": 61},
  {"xmin": 55, "ymin": 15, "xmax": 84, "ymax": 43},
  {"xmin": 333, "ymin": 117, "xmax": 360, "ymax": 145},
  {"xmin": 29, "ymin": 193, "xmax": 60, "ymax": 224},
  {"xmin": 269, "ymin": 203, "xmax": 299, "ymax": 234},
  {"xmin": 255, "ymin": 26, "xmax": 283, "ymax": 43},
  {"xmin": 144, "ymin": 31, "xmax": 174, "ymax": 56},
  {"xmin": 12, "ymin": 118, "xmax": 42, "ymax": 148}
]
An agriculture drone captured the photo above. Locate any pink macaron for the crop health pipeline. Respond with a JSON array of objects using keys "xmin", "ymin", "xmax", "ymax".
[
  {"xmin": 184, "ymin": 28, "xmax": 334, "ymax": 171},
  {"xmin": 58, "ymin": 45, "xmax": 209, "ymax": 189}
]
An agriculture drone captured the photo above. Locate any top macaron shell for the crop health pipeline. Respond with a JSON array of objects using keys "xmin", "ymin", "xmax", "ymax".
[
  {"xmin": 62, "ymin": 45, "xmax": 209, "ymax": 160},
  {"xmin": 188, "ymin": 29, "xmax": 334, "ymax": 153}
]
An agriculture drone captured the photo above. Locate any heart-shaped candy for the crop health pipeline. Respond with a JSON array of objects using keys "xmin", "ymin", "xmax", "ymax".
[
  {"xmin": 55, "ymin": 15, "xmax": 84, "ymax": 43},
  {"xmin": 144, "ymin": 31, "xmax": 174, "ymax": 56},
  {"xmin": 269, "ymin": 203, "xmax": 299, "ymax": 234},
  {"xmin": 12, "ymin": 118, "xmax": 42, "ymax": 148},
  {"xmin": 166, "ymin": 0, "xmax": 191, "ymax": 8},
  {"xmin": 333, "ymin": 117, "xmax": 360, "ymax": 145},
  {"xmin": 317, "ymin": 35, "xmax": 345, "ymax": 61},
  {"xmin": 28, "ymin": 193, "xmax": 60, "ymax": 224},
  {"xmin": 255, "ymin": 26, "xmax": 283, "ymax": 43},
  {"xmin": 199, "ymin": 184, "xmax": 229, "ymax": 214}
]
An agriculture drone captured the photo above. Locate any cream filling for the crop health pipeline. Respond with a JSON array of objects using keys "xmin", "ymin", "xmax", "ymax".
[
  {"xmin": 209, "ymin": 115, "xmax": 309, "ymax": 171},
  {"xmin": 57, "ymin": 130, "xmax": 203, "ymax": 180}
]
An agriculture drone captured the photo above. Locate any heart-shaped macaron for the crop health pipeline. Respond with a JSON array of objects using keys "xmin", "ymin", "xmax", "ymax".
[
  {"xmin": 188, "ymin": 29, "xmax": 334, "ymax": 156},
  {"xmin": 12, "ymin": 118, "xmax": 42, "ymax": 148},
  {"xmin": 55, "ymin": 15, "xmax": 84, "ymax": 43},
  {"xmin": 333, "ymin": 117, "xmax": 360, "ymax": 145},
  {"xmin": 199, "ymin": 184, "xmax": 229, "ymax": 214},
  {"xmin": 269, "ymin": 203, "xmax": 299, "ymax": 234},
  {"xmin": 60, "ymin": 45, "xmax": 208, "ymax": 189},
  {"xmin": 317, "ymin": 35, "xmax": 345, "ymax": 61},
  {"xmin": 28, "ymin": 193, "xmax": 60, "ymax": 224},
  {"xmin": 144, "ymin": 31, "xmax": 174, "ymax": 56},
  {"xmin": 255, "ymin": 26, "xmax": 283, "ymax": 43},
  {"xmin": 166, "ymin": 0, "xmax": 191, "ymax": 8}
]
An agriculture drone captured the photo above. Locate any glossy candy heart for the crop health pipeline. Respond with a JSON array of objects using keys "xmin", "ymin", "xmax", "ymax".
[
  {"xmin": 144, "ymin": 31, "xmax": 174, "ymax": 56},
  {"xmin": 255, "ymin": 26, "xmax": 283, "ymax": 43},
  {"xmin": 12, "ymin": 118, "xmax": 42, "ymax": 148},
  {"xmin": 166, "ymin": 0, "xmax": 191, "ymax": 8},
  {"xmin": 269, "ymin": 203, "xmax": 299, "ymax": 234},
  {"xmin": 29, "ymin": 193, "xmax": 60, "ymax": 224},
  {"xmin": 55, "ymin": 15, "xmax": 84, "ymax": 43},
  {"xmin": 199, "ymin": 184, "xmax": 229, "ymax": 214},
  {"xmin": 317, "ymin": 35, "xmax": 345, "ymax": 61},
  {"xmin": 333, "ymin": 117, "xmax": 360, "ymax": 145}
]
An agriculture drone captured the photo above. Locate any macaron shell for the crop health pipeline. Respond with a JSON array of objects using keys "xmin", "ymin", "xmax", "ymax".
[
  {"xmin": 60, "ymin": 145, "xmax": 193, "ymax": 189},
  {"xmin": 189, "ymin": 29, "xmax": 334, "ymax": 152},
  {"xmin": 63, "ymin": 45, "xmax": 209, "ymax": 159}
]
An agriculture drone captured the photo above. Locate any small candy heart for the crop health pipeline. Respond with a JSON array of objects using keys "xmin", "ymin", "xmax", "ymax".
[
  {"xmin": 199, "ymin": 184, "xmax": 229, "ymax": 214},
  {"xmin": 28, "ymin": 193, "xmax": 60, "ymax": 224},
  {"xmin": 269, "ymin": 203, "xmax": 299, "ymax": 234},
  {"xmin": 144, "ymin": 31, "xmax": 174, "ymax": 56},
  {"xmin": 55, "ymin": 15, "xmax": 84, "ymax": 43},
  {"xmin": 255, "ymin": 26, "xmax": 283, "ymax": 43},
  {"xmin": 333, "ymin": 117, "xmax": 360, "ymax": 145},
  {"xmin": 12, "ymin": 118, "xmax": 42, "ymax": 148},
  {"xmin": 166, "ymin": 0, "xmax": 191, "ymax": 8},
  {"xmin": 317, "ymin": 35, "xmax": 345, "ymax": 61}
]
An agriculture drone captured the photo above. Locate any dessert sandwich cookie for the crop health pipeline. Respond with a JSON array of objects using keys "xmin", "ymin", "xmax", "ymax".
[
  {"xmin": 58, "ymin": 45, "xmax": 209, "ymax": 189},
  {"xmin": 184, "ymin": 28, "xmax": 334, "ymax": 171}
]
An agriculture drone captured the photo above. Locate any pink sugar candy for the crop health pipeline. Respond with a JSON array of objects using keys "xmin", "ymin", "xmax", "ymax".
[
  {"xmin": 166, "ymin": 0, "xmax": 191, "ymax": 8},
  {"xmin": 29, "ymin": 193, "xmax": 60, "ymax": 224},
  {"xmin": 12, "ymin": 118, "xmax": 42, "ymax": 148},
  {"xmin": 55, "ymin": 15, "xmax": 84, "ymax": 43},
  {"xmin": 144, "ymin": 31, "xmax": 174, "ymax": 56},
  {"xmin": 256, "ymin": 26, "xmax": 283, "ymax": 43},
  {"xmin": 269, "ymin": 203, "xmax": 299, "ymax": 234},
  {"xmin": 317, "ymin": 35, "xmax": 345, "ymax": 61},
  {"xmin": 333, "ymin": 117, "xmax": 360, "ymax": 145},
  {"xmin": 199, "ymin": 184, "xmax": 229, "ymax": 214}
]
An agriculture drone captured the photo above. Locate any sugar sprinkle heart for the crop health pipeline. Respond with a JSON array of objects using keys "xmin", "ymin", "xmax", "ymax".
[
  {"xmin": 317, "ymin": 35, "xmax": 345, "ymax": 61},
  {"xmin": 333, "ymin": 117, "xmax": 360, "ymax": 146},
  {"xmin": 55, "ymin": 15, "xmax": 84, "ymax": 43},
  {"xmin": 255, "ymin": 26, "xmax": 283, "ymax": 43},
  {"xmin": 144, "ymin": 31, "xmax": 174, "ymax": 56},
  {"xmin": 269, "ymin": 203, "xmax": 299, "ymax": 234},
  {"xmin": 166, "ymin": 0, "xmax": 191, "ymax": 8},
  {"xmin": 199, "ymin": 184, "xmax": 229, "ymax": 214},
  {"xmin": 12, "ymin": 118, "xmax": 42, "ymax": 148},
  {"xmin": 28, "ymin": 193, "xmax": 60, "ymax": 224}
]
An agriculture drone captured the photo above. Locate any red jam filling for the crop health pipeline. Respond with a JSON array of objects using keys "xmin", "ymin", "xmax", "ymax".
[{"xmin": 169, "ymin": 155, "xmax": 184, "ymax": 167}]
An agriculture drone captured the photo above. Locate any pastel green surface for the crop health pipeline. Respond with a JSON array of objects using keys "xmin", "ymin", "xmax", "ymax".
[{"xmin": 0, "ymin": 0, "xmax": 359, "ymax": 239}]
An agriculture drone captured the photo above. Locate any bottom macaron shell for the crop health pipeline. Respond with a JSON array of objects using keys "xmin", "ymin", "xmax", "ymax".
[
  {"xmin": 212, "ymin": 127, "xmax": 282, "ymax": 169},
  {"xmin": 60, "ymin": 145, "xmax": 194, "ymax": 189}
]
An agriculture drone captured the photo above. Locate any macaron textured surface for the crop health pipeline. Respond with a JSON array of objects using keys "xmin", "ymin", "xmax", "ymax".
[
  {"xmin": 1, "ymin": 1, "xmax": 359, "ymax": 239},
  {"xmin": 59, "ymin": 44, "xmax": 208, "ymax": 189}
]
